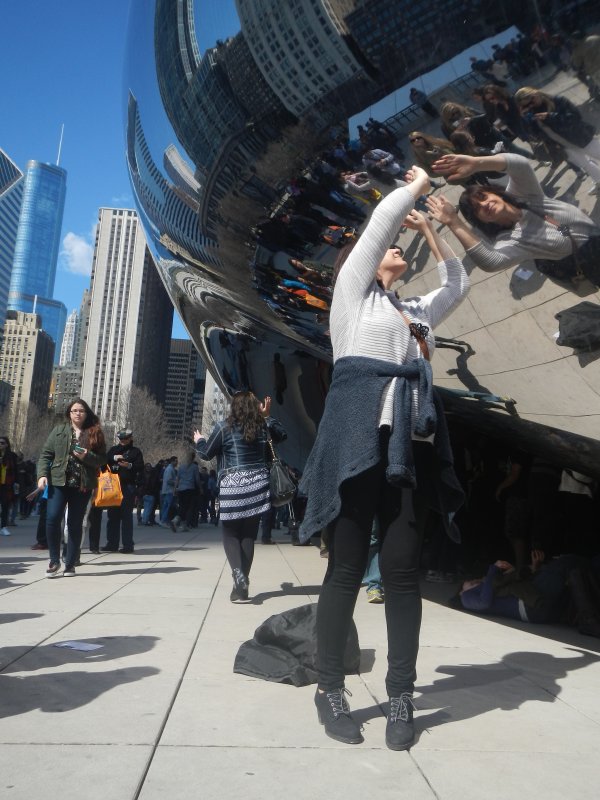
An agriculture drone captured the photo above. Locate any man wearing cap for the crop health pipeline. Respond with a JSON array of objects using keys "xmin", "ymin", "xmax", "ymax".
[{"xmin": 102, "ymin": 429, "xmax": 144, "ymax": 553}]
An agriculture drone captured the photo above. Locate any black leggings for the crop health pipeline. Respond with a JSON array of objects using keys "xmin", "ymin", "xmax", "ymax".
[
  {"xmin": 317, "ymin": 439, "xmax": 427, "ymax": 696},
  {"xmin": 222, "ymin": 515, "xmax": 261, "ymax": 578}
]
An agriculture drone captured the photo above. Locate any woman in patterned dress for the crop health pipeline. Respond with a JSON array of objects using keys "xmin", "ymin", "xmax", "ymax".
[{"xmin": 193, "ymin": 392, "xmax": 286, "ymax": 602}]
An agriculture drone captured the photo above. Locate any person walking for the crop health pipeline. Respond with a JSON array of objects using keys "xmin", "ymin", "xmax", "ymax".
[
  {"xmin": 193, "ymin": 392, "xmax": 286, "ymax": 602},
  {"xmin": 0, "ymin": 436, "xmax": 17, "ymax": 537},
  {"xmin": 37, "ymin": 398, "xmax": 107, "ymax": 577},
  {"xmin": 299, "ymin": 166, "xmax": 468, "ymax": 750},
  {"xmin": 176, "ymin": 452, "xmax": 201, "ymax": 530},
  {"xmin": 103, "ymin": 429, "xmax": 144, "ymax": 553},
  {"xmin": 159, "ymin": 456, "xmax": 178, "ymax": 529}
]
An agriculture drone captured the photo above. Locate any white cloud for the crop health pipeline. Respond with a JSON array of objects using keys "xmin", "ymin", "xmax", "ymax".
[{"xmin": 61, "ymin": 232, "xmax": 94, "ymax": 276}]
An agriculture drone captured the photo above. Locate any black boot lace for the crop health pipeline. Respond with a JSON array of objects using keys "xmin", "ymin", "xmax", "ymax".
[
  {"xmin": 389, "ymin": 693, "xmax": 415, "ymax": 723},
  {"xmin": 326, "ymin": 687, "xmax": 352, "ymax": 718}
]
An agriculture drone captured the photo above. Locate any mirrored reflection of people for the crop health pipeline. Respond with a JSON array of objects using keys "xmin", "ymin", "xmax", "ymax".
[
  {"xmin": 273, "ymin": 353, "xmax": 287, "ymax": 405},
  {"xmin": 514, "ymin": 87, "xmax": 600, "ymax": 194},
  {"xmin": 193, "ymin": 393, "xmax": 286, "ymax": 603},
  {"xmin": 428, "ymin": 153, "xmax": 600, "ymax": 286},
  {"xmin": 104, "ymin": 429, "xmax": 144, "ymax": 554},
  {"xmin": 299, "ymin": 166, "xmax": 469, "ymax": 750},
  {"xmin": 409, "ymin": 87, "xmax": 439, "ymax": 118},
  {"xmin": 37, "ymin": 398, "xmax": 107, "ymax": 578},
  {"xmin": 0, "ymin": 436, "xmax": 17, "ymax": 537}
]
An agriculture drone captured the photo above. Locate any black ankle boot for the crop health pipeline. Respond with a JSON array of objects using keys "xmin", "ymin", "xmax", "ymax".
[
  {"xmin": 231, "ymin": 568, "xmax": 249, "ymax": 602},
  {"xmin": 314, "ymin": 688, "xmax": 363, "ymax": 744},
  {"xmin": 386, "ymin": 693, "xmax": 415, "ymax": 751}
]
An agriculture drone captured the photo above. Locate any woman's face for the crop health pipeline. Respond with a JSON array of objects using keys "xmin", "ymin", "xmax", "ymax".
[
  {"xmin": 409, "ymin": 134, "xmax": 425, "ymax": 149},
  {"xmin": 377, "ymin": 247, "xmax": 407, "ymax": 280},
  {"xmin": 69, "ymin": 404, "xmax": 87, "ymax": 427},
  {"xmin": 0, "ymin": 439, "xmax": 7, "ymax": 451},
  {"xmin": 469, "ymin": 190, "xmax": 511, "ymax": 223},
  {"xmin": 519, "ymin": 94, "xmax": 543, "ymax": 114}
]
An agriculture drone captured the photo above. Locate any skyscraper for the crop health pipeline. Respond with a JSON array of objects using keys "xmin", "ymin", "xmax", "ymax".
[
  {"xmin": 0, "ymin": 149, "xmax": 24, "ymax": 330},
  {"xmin": 80, "ymin": 208, "xmax": 173, "ymax": 425},
  {"xmin": 50, "ymin": 290, "xmax": 91, "ymax": 415},
  {"xmin": 59, "ymin": 308, "xmax": 78, "ymax": 366},
  {"xmin": 164, "ymin": 338, "xmax": 206, "ymax": 440},
  {"xmin": 8, "ymin": 160, "xmax": 67, "ymax": 358},
  {"xmin": 0, "ymin": 310, "xmax": 54, "ymax": 441}
]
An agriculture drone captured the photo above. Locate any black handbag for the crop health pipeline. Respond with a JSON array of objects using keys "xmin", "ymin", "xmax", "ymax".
[{"xmin": 265, "ymin": 427, "xmax": 297, "ymax": 507}]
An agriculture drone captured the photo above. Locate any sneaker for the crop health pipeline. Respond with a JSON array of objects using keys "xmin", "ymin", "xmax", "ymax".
[
  {"xmin": 261, "ymin": 539, "xmax": 275, "ymax": 545},
  {"xmin": 63, "ymin": 566, "xmax": 76, "ymax": 577},
  {"xmin": 46, "ymin": 561, "xmax": 61, "ymax": 578},
  {"xmin": 366, "ymin": 587, "xmax": 384, "ymax": 604},
  {"xmin": 386, "ymin": 693, "xmax": 416, "ymax": 751},
  {"xmin": 231, "ymin": 568, "xmax": 249, "ymax": 602},
  {"xmin": 314, "ymin": 688, "xmax": 364, "ymax": 744},
  {"xmin": 100, "ymin": 545, "xmax": 118, "ymax": 552},
  {"xmin": 1, "ymin": 527, "xmax": 11, "ymax": 536},
  {"xmin": 587, "ymin": 182, "xmax": 600, "ymax": 195},
  {"xmin": 119, "ymin": 548, "xmax": 134, "ymax": 554},
  {"xmin": 31, "ymin": 542, "xmax": 48, "ymax": 550}
]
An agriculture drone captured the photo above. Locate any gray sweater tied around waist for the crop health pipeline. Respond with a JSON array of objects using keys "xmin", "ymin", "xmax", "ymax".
[{"xmin": 298, "ymin": 355, "xmax": 463, "ymax": 543}]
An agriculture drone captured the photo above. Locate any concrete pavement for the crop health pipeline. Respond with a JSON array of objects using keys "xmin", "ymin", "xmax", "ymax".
[{"xmin": 1, "ymin": 515, "xmax": 600, "ymax": 799}]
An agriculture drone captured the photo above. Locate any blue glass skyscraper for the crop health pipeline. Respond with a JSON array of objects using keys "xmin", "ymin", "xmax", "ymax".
[
  {"xmin": 8, "ymin": 160, "xmax": 67, "ymax": 360},
  {"xmin": 0, "ymin": 149, "xmax": 24, "ymax": 330}
]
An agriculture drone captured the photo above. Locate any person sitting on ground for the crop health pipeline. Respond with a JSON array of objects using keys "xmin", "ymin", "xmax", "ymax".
[{"xmin": 428, "ymin": 153, "xmax": 600, "ymax": 286}]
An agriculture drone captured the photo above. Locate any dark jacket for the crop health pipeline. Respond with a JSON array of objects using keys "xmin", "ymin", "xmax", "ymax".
[
  {"xmin": 0, "ymin": 451, "xmax": 18, "ymax": 499},
  {"xmin": 38, "ymin": 423, "xmax": 107, "ymax": 490},
  {"xmin": 106, "ymin": 443, "xmax": 144, "ymax": 488},
  {"xmin": 529, "ymin": 95, "xmax": 595, "ymax": 149},
  {"xmin": 298, "ymin": 356, "xmax": 464, "ymax": 543},
  {"xmin": 195, "ymin": 416, "xmax": 286, "ymax": 480}
]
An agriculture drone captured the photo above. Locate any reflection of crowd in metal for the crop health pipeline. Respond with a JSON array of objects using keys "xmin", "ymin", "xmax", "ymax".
[{"xmin": 249, "ymin": 26, "xmax": 600, "ymax": 351}]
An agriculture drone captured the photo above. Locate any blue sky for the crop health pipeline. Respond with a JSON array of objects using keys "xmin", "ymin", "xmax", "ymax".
[{"xmin": 1, "ymin": 1, "xmax": 514, "ymax": 339}]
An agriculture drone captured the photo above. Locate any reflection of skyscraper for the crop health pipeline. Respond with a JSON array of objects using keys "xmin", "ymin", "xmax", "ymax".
[
  {"xmin": 80, "ymin": 208, "xmax": 173, "ymax": 423},
  {"xmin": 236, "ymin": 0, "xmax": 363, "ymax": 117},
  {"xmin": 8, "ymin": 160, "xmax": 67, "ymax": 358},
  {"xmin": 126, "ymin": 92, "xmax": 220, "ymax": 267},
  {"xmin": 0, "ymin": 149, "xmax": 24, "ymax": 330}
]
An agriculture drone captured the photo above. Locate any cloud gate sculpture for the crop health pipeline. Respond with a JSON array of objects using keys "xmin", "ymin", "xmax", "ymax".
[{"xmin": 125, "ymin": 0, "xmax": 600, "ymax": 475}]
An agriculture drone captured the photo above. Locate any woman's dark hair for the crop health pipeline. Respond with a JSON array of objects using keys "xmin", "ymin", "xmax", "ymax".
[
  {"xmin": 449, "ymin": 130, "xmax": 478, "ymax": 156},
  {"xmin": 0, "ymin": 435, "xmax": 12, "ymax": 464},
  {"xmin": 459, "ymin": 184, "xmax": 528, "ymax": 239},
  {"xmin": 481, "ymin": 83, "xmax": 510, "ymax": 103},
  {"xmin": 226, "ymin": 391, "xmax": 265, "ymax": 443},
  {"xmin": 65, "ymin": 397, "xmax": 106, "ymax": 452},
  {"xmin": 332, "ymin": 238, "xmax": 359, "ymax": 287}
]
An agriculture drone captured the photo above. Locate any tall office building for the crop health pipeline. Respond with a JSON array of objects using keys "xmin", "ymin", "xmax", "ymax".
[
  {"xmin": 200, "ymin": 371, "xmax": 229, "ymax": 439},
  {"xmin": 8, "ymin": 160, "xmax": 67, "ymax": 358},
  {"xmin": 0, "ymin": 311, "xmax": 54, "ymax": 439},
  {"xmin": 0, "ymin": 149, "xmax": 24, "ymax": 330},
  {"xmin": 80, "ymin": 208, "xmax": 173, "ymax": 425},
  {"xmin": 59, "ymin": 308, "xmax": 77, "ymax": 366},
  {"xmin": 50, "ymin": 290, "xmax": 91, "ymax": 415},
  {"xmin": 163, "ymin": 338, "xmax": 206, "ymax": 440}
]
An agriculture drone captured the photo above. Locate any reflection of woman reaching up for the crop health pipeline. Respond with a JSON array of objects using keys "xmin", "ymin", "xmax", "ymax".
[{"xmin": 428, "ymin": 153, "xmax": 600, "ymax": 286}]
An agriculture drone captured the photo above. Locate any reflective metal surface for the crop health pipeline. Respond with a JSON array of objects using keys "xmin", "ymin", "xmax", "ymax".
[{"xmin": 125, "ymin": 0, "xmax": 600, "ymax": 468}]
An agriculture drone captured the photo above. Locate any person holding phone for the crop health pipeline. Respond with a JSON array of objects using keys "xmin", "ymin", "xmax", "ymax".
[{"xmin": 37, "ymin": 398, "xmax": 107, "ymax": 577}]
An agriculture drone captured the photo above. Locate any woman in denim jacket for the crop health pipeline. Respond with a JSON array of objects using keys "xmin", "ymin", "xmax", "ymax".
[{"xmin": 194, "ymin": 392, "xmax": 286, "ymax": 602}]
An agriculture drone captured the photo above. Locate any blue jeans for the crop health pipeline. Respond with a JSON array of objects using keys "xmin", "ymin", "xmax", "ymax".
[
  {"xmin": 160, "ymin": 492, "xmax": 174, "ymax": 523},
  {"xmin": 142, "ymin": 494, "xmax": 155, "ymax": 525},
  {"xmin": 46, "ymin": 485, "xmax": 91, "ymax": 568},
  {"xmin": 363, "ymin": 534, "xmax": 382, "ymax": 590}
]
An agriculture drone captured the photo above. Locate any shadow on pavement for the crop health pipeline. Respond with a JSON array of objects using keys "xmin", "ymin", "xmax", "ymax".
[
  {"xmin": 80, "ymin": 566, "xmax": 200, "ymax": 577},
  {"xmin": 0, "ymin": 635, "xmax": 160, "ymax": 719},
  {"xmin": 250, "ymin": 581, "xmax": 323, "ymax": 605},
  {"xmin": 0, "ymin": 613, "xmax": 43, "ymax": 624}
]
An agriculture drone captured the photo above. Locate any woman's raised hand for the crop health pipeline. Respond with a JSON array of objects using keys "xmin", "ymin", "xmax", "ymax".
[
  {"xmin": 193, "ymin": 428, "xmax": 203, "ymax": 444},
  {"xmin": 258, "ymin": 396, "xmax": 272, "ymax": 418},
  {"xmin": 404, "ymin": 165, "xmax": 430, "ymax": 195},
  {"xmin": 403, "ymin": 209, "xmax": 430, "ymax": 232},
  {"xmin": 425, "ymin": 194, "xmax": 459, "ymax": 226},
  {"xmin": 431, "ymin": 153, "xmax": 476, "ymax": 181}
]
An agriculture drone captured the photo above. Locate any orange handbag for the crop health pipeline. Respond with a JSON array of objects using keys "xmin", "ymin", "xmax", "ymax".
[{"xmin": 94, "ymin": 467, "xmax": 123, "ymax": 507}]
